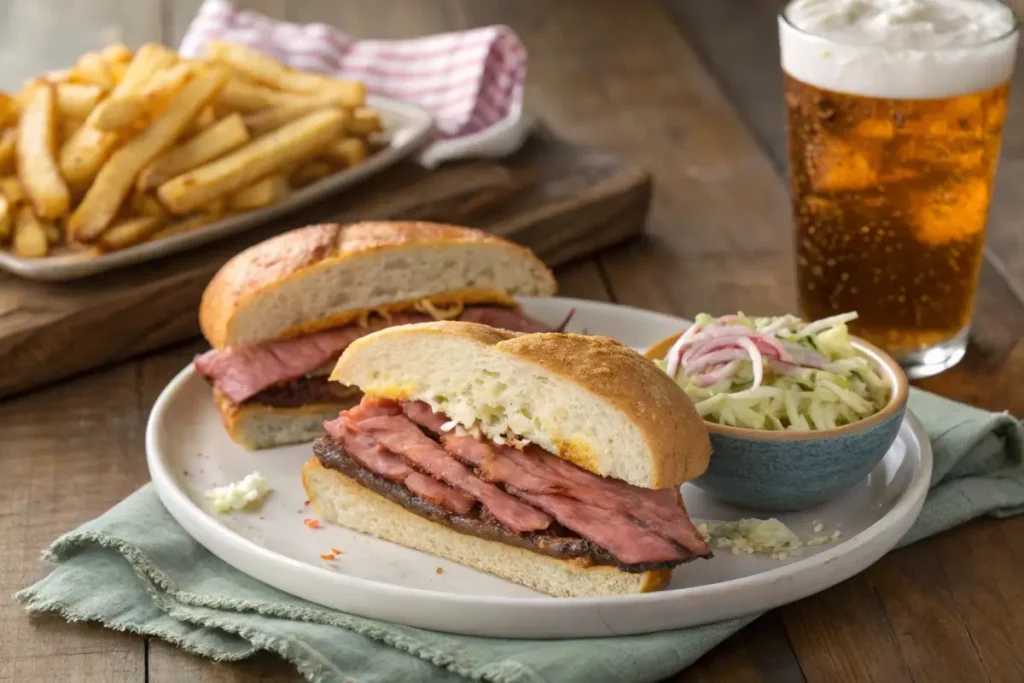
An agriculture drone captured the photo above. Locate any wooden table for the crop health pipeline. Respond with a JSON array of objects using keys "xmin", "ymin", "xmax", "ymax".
[{"xmin": 3, "ymin": 1, "xmax": 1024, "ymax": 682}]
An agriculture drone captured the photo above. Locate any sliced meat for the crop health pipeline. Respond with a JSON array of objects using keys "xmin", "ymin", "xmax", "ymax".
[
  {"xmin": 354, "ymin": 414, "xmax": 553, "ymax": 534},
  {"xmin": 195, "ymin": 313, "xmax": 431, "ymax": 403},
  {"xmin": 510, "ymin": 488, "xmax": 689, "ymax": 565},
  {"xmin": 323, "ymin": 414, "xmax": 474, "ymax": 515},
  {"xmin": 400, "ymin": 401, "xmax": 449, "ymax": 434},
  {"xmin": 195, "ymin": 306, "xmax": 552, "ymax": 405},
  {"xmin": 345, "ymin": 396, "xmax": 403, "ymax": 421},
  {"xmin": 520, "ymin": 446, "xmax": 709, "ymax": 556},
  {"xmin": 442, "ymin": 433, "xmax": 565, "ymax": 495},
  {"xmin": 245, "ymin": 376, "xmax": 360, "ymax": 408},
  {"xmin": 502, "ymin": 446, "xmax": 710, "ymax": 556},
  {"xmin": 324, "ymin": 414, "xmax": 414, "ymax": 482},
  {"xmin": 405, "ymin": 398, "xmax": 710, "ymax": 557},
  {"xmin": 314, "ymin": 436, "xmax": 683, "ymax": 571},
  {"xmin": 399, "ymin": 397, "xmax": 704, "ymax": 557},
  {"xmin": 404, "ymin": 472, "xmax": 475, "ymax": 515}
]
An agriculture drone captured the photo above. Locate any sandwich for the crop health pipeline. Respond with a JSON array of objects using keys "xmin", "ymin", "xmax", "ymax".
[
  {"xmin": 194, "ymin": 221, "xmax": 558, "ymax": 449},
  {"xmin": 302, "ymin": 321, "xmax": 713, "ymax": 597}
]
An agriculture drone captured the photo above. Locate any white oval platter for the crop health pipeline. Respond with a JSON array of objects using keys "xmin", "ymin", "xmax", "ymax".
[
  {"xmin": 0, "ymin": 95, "xmax": 433, "ymax": 281},
  {"xmin": 146, "ymin": 296, "xmax": 932, "ymax": 638}
]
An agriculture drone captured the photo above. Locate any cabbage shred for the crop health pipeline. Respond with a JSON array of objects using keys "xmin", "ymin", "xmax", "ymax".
[{"xmin": 656, "ymin": 312, "xmax": 890, "ymax": 431}]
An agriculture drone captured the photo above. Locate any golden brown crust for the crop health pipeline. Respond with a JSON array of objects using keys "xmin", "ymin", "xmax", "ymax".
[
  {"xmin": 499, "ymin": 331, "xmax": 711, "ymax": 486},
  {"xmin": 199, "ymin": 221, "xmax": 557, "ymax": 349},
  {"xmin": 342, "ymin": 321, "xmax": 711, "ymax": 488}
]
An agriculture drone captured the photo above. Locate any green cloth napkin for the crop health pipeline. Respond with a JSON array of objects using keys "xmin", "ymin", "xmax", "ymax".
[{"xmin": 17, "ymin": 389, "xmax": 1024, "ymax": 683}]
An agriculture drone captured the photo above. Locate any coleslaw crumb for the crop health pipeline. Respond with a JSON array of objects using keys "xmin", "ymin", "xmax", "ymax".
[
  {"xmin": 204, "ymin": 472, "xmax": 270, "ymax": 513},
  {"xmin": 699, "ymin": 518, "xmax": 843, "ymax": 559},
  {"xmin": 304, "ymin": 518, "xmax": 321, "ymax": 529}
]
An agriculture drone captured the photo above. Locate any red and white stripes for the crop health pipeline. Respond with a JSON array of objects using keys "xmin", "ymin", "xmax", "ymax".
[{"xmin": 179, "ymin": 0, "xmax": 527, "ymax": 163}]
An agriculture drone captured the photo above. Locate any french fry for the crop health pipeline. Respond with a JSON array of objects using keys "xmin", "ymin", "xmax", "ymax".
[
  {"xmin": 220, "ymin": 78, "xmax": 359, "ymax": 113},
  {"xmin": 109, "ymin": 61, "xmax": 129, "ymax": 84},
  {"xmin": 98, "ymin": 215, "xmax": 162, "ymax": 250},
  {"xmin": 59, "ymin": 43, "xmax": 179, "ymax": 186},
  {"xmin": 148, "ymin": 212, "xmax": 219, "ymax": 241},
  {"xmin": 0, "ymin": 92, "xmax": 20, "ymax": 127},
  {"xmin": 0, "ymin": 195, "xmax": 11, "ymax": 241},
  {"xmin": 217, "ymin": 78, "xmax": 297, "ymax": 112},
  {"xmin": 69, "ymin": 66, "xmax": 229, "ymax": 242},
  {"xmin": 347, "ymin": 108, "xmax": 382, "ymax": 135},
  {"xmin": 243, "ymin": 103, "xmax": 347, "ymax": 137},
  {"xmin": 69, "ymin": 52, "xmax": 116, "ymax": 91},
  {"xmin": 60, "ymin": 116, "xmax": 84, "ymax": 143},
  {"xmin": 116, "ymin": 44, "xmax": 180, "ymax": 93},
  {"xmin": 101, "ymin": 43, "xmax": 133, "ymax": 64},
  {"xmin": 138, "ymin": 112, "xmax": 249, "ymax": 191},
  {"xmin": 92, "ymin": 96, "xmax": 148, "ymax": 132},
  {"xmin": 93, "ymin": 63, "xmax": 196, "ymax": 132},
  {"xmin": 0, "ymin": 175, "xmax": 25, "ymax": 204},
  {"xmin": 55, "ymin": 84, "xmax": 103, "ymax": 119},
  {"xmin": 199, "ymin": 197, "xmax": 226, "ymax": 219},
  {"xmin": 44, "ymin": 221, "xmax": 62, "ymax": 245},
  {"xmin": 326, "ymin": 137, "xmax": 369, "ymax": 167},
  {"xmin": 290, "ymin": 160, "xmax": 334, "ymax": 187},
  {"xmin": 227, "ymin": 174, "xmax": 289, "ymax": 211},
  {"xmin": 13, "ymin": 205, "xmax": 49, "ymax": 257},
  {"xmin": 207, "ymin": 40, "xmax": 365, "ymax": 106},
  {"xmin": 187, "ymin": 105, "xmax": 216, "ymax": 135},
  {"xmin": 17, "ymin": 82, "xmax": 71, "ymax": 219},
  {"xmin": 131, "ymin": 191, "xmax": 167, "ymax": 219},
  {"xmin": 158, "ymin": 108, "xmax": 345, "ymax": 214},
  {"xmin": 0, "ymin": 129, "xmax": 16, "ymax": 174},
  {"xmin": 1, "ymin": 41, "xmax": 381, "ymax": 258}
]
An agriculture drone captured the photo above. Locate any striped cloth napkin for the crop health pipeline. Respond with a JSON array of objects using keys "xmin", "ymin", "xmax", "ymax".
[{"xmin": 179, "ymin": 0, "xmax": 530, "ymax": 168}]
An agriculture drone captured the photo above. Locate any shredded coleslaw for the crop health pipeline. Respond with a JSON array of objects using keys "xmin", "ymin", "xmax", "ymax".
[{"xmin": 656, "ymin": 312, "xmax": 890, "ymax": 431}]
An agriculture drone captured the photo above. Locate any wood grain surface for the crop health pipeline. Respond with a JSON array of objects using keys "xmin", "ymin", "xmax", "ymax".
[{"xmin": 2, "ymin": 1, "xmax": 1024, "ymax": 682}]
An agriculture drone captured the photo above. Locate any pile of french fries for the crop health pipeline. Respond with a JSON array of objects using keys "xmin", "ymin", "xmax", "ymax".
[{"xmin": 0, "ymin": 41, "xmax": 383, "ymax": 258}]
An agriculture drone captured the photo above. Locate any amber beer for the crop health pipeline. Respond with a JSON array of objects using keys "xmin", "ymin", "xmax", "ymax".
[{"xmin": 780, "ymin": 0, "xmax": 1019, "ymax": 376}]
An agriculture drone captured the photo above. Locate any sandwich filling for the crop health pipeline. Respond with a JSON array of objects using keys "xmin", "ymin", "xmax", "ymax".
[
  {"xmin": 314, "ymin": 396, "xmax": 712, "ymax": 571},
  {"xmin": 194, "ymin": 305, "xmax": 550, "ymax": 407}
]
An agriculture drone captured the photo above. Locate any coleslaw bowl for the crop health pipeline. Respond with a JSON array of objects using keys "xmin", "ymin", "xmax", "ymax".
[{"xmin": 645, "ymin": 332, "xmax": 909, "ymax": 511}]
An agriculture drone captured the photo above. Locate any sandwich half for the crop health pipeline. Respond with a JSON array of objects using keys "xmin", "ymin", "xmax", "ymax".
[
  {"xmin": 194, "ymin": 221, "xmax": 557, "ymax": 449},
  {"xmin": 302, "ymin": 321, "xmax": 713, "ymax": 598}
]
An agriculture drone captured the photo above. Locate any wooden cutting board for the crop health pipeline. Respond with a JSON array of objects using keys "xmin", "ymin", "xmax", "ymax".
[{"xmin": 0, "ymin": 133, "xmax": 651, "ymax": 399}]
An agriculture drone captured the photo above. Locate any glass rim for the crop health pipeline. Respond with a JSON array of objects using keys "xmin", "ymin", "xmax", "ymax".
[{"xmin": 779, "ymin": 0, "xmax": 1021, "ymax": 52}]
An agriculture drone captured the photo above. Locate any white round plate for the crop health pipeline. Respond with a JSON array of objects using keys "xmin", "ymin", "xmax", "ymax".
[
  {"xmin": 147, "ymin": 296, "xmax": 932, "ymax": 638},
  {"xmin": 0, "ymin": 95, "xmax": 433, "ymax": 281}
]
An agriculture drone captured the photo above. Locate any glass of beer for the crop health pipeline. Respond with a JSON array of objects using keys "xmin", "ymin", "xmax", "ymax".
[{"xmin": 779, "ymin": 0, "xmax": 1019, "ymax": 378}]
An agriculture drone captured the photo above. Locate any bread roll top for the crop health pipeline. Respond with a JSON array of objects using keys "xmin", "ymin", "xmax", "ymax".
[{"xmin": 199, "ymin": 221, "xmax": 557, "ymax": 349}]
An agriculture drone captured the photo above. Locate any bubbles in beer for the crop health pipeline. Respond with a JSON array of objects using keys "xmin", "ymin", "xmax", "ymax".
[
  {"xmin": 785, "ymin": 74, "xmax": 1007, "ymax": 353},
  {"xmin": 779, "ymin": 0, "xmax": 1017, "ymax": 355}
]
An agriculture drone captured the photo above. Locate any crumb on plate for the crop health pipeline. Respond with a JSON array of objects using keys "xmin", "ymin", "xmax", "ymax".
[
  {"xmin": 698, "ymin": 518, "xmax": 843, "ymax": 560},
  {"xmin": 204, "ymin": 472, "xmax": 271, "ymax": 513}
]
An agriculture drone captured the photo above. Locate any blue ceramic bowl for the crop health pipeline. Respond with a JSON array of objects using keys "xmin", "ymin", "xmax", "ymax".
[{"xmin": 645, "ymin": 334, "xmax": 909, "ymax": 511}]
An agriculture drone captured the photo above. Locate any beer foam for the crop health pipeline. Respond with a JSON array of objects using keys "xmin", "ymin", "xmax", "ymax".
[{"xmin": 781, "ymin": 0, "xmax": 1019, "ymax": 98}]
